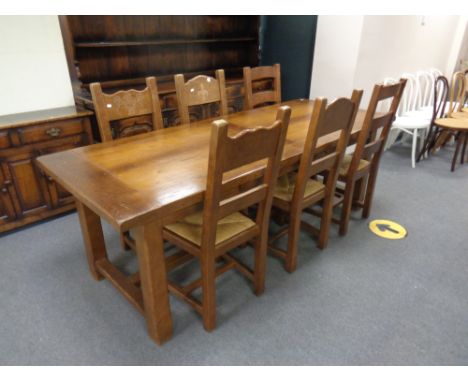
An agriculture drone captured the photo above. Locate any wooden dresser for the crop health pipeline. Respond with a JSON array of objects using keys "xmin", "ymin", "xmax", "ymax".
[
  {"xmin": 59, "ymin": 16, "xmax": 262, "ymax": 139},
  {"xmin": 0, "ymin": 106, "xmax": 93, "ymax": 233}
]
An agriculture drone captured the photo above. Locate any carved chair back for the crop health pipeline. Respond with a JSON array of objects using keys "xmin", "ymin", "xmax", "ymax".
[
  {"xmin": 174, "ymin": 70, "xmax": 228, "ymax": 124},
  {"xmin": 90, "ymin": 77, "xmax": 164, "ymax": 142}
]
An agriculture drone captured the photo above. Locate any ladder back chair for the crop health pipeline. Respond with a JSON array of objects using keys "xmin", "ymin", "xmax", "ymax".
[
  {"xmin": 268, "ymin": 90, "xmax": 363, "ymax": 273},
  {"xmin": 174, "ymin": 70, "xmax": 228, "ymax": 125},
  {"xmin": 243, "ymin": 64, "xmax": 281, "ymax": 110},
  {"xmin": 90, "ymin": 77, "xmax": 164, "ymax": 142},
  {"xmin": 335, "ymin": 79, "xmax": 406, "ymax": 236},
  {"xmin": 163, "ymin": 106, "xmax": 291, "ymax": 331}
]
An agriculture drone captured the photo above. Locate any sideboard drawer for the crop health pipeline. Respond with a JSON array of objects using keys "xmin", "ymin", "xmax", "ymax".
[{"xmin": 17, "ymin": 119, "xmax": 86, "ymax": 145}]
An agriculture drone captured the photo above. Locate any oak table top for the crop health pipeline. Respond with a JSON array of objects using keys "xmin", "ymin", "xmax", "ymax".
[{"xmin": 37, "ymin": 99, "xmax": 367, "ymax": 232}]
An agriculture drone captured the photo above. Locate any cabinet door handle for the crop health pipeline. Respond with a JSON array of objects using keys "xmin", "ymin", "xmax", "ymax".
[
  {"xmin": 1, "ymin": 180, "xmax": 11, "ymax": 193},
  {"xmin": 45, "ymin": 127, "xmax": 62, "ymax": 137}
]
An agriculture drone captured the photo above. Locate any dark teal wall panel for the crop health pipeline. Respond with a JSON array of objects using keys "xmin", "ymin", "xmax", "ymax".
[{"xmin": 260, "ymin": 15, "xmax": 317, "ymax": 101}]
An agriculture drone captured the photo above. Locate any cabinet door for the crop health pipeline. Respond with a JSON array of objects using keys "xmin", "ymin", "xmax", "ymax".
[
  {"xmin": 0, "ymin": 167, "xmax": 17, "ymax": 222},
  {"xmin": 0, "ymin": 150, "xmax": 49, "ymax": 218},
  {"xmin": 36, "ymin": 136, "xmax": 85, "ymax": 207}
]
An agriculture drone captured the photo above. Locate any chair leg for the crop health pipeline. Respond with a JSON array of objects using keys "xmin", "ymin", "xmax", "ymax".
[
  {"xmin": 465, "ymin": 134, "xmax": 468, "ymax": 163},
  {"xmin": 451, "ymin": 132, "xmax": 463, "ymax": 172},
  {"xmin": 353, "ymin": 176, "xmax": 366, "ymax": 204},
  {"xmin": 201, "ymin": 253, "xmax": 216, "ymax": 331},
  {"xmin": 460, "ymin": 133, "xmax": 468, "ymax": 165},
  {"xmin": 318, "ymin": 192, "xmax": 334, "ymax": 249},
  {"xmin": 362, "ymin": 165, "xmax": 379, "ymax": 219},
  {"xmin": 427, "ymin": 127, "xmax": 441, "ymax": 154},
  {"xmin": 339, "ymin": 181, "xmax": 355, "ymax": 236},
  {"xmin": 253, "ymin": 234, "xmax": 267, "ymax": 295},
  {"xmin": 411, "ymin": 130, "xmax": 418, "ymax": 168},
  {"xmin": 284, "ymin": 213, "xmax": 301, "ymax": 273},
  {"xmin": 120, "ymin": 232, "xmax": 131, "ymax": 251},
  {"xmin": 417, "ymin": 125, "xmax": 433, "ymax": 162},
  {"xmin": 420, "ymin": 129, "xmax": 427, "ymax": 159}
]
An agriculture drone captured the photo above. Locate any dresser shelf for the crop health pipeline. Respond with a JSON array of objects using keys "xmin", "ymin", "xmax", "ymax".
[{"xmin": 74, "ymin": 37, "xmax": 257, "ymax": 48}]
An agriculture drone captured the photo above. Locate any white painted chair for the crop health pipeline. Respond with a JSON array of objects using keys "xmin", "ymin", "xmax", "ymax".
[{"xmin": 385, "ymin": 75, "xmax": 430, "ymax": 168}]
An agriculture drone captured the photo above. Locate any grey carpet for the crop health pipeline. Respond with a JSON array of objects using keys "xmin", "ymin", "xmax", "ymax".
[{"xmin": 1, "ymin": 142, "xmax": 468, "ymax": 365}]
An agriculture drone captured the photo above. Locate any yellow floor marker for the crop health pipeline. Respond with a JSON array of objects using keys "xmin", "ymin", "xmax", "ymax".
[{"xmin": 369, "ymin": 219, "xmax": 407, "ymax": 240}]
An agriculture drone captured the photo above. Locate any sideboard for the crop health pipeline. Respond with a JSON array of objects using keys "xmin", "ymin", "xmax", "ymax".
[{"xmin": 0, "ymin": 106, "xmax": 93, "ymax": 233}]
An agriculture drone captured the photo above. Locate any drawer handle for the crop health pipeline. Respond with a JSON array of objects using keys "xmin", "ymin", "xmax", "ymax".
[{"xmin": 45, "ymin": 127, "xmax": 62, "ymax": 137}]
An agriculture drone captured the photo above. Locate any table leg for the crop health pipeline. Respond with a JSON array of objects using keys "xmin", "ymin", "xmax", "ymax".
[
  {"xmin": 134, "ymin": 220, "xmax": 173, "ymax": 345},
  {"xmin": 76, "ymin": 200, "xmax": 107, "ymax": 281}
]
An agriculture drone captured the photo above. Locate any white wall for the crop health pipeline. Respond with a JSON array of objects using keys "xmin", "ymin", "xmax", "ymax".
[
  {"xmin": 310, "ymin": 16, "xmax": 364, "ymax": 101},
  {"xmin": 310, "ymin": 15, "xmax": 467, "ymax": 106},
  {"xmin": 0, "ymin": 16, "xmax": 74, "ymax": 116}
]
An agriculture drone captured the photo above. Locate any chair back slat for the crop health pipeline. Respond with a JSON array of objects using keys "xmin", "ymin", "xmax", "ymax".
[
  {"xmin": 309, "ymin": 152, "xmax": 338, "ymax": 177},
  {"xmin": 101, "ymin": 89, "xmax": 154, "ymax": 121},
  {"xmin": 201, "ymin": 106, "xmax": 291, "ymax": 249},
  {"xmin": 362, "ymin": 138, "xmax": 385, "ymax": 158},
  {"xmin": 316, "ymin": 96, "xmax": 361, "ymax": 137},
  {"xmin": 175, "ymin": 70, "xmax": 228, "ymax": 124},
  {"xmin": 90, "ymin": 77, "xmax": 164, "ymax": 142},
  {"xmin": 378, "ymin": 82, "xmax": 404, "ymax": 101},
  {"xmin": 252, "ymin": 91, "xmax": 278, "ymax": 108},
  {"xmin": 221, "ymin": 122, "xmax": 283, "ymax": 172},
  {"xmin": 243, "ymin": 64, "xmax": 281, "ymax": 110},
  {"xmin": 185, "ymin": 76, "xmax": 223, "ymax": 106},
  {"xmin": 218, "ymin": 185, "xmax": 268, "ymax": 220},
  {"xmin": 371, "ymin": 113, "xmax": 394, "ymax": 131},
  {"xmin": 250, "ymin": 66, "xmax": 278, "ymax": 80}
]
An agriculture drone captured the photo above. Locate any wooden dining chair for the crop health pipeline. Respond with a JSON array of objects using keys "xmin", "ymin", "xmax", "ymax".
[
  {"xmin": 174, "ymin": 70, "xmax": 228, "ymax": 124},
  {"xmin": 448, "ymin": 71, "xmax": 467, "ymax": 118},
  {"xmin": 90, "ymin": 77, "xmax": 165, "ymax": 251},
  {"xmin": 334, "ymin": 79, "xmax": 406, "ymax": 236},
  {"xmin": 268, "ymin": 91, "xmax": 362, "ymax": 273},
  {"xmin": 163, "ymin": 106, "xmax": 291, "ymax": 331},
  {"xmin": 430, "ymin": 72, "xmax": 468, "ymax": 171},
  {"xmin": 243, "ymin": 64, "xmax": 281, "ymax": 110},
  {"xmin": 90, "ymin": 77, "xmax": 164, "ymax": 142}
]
